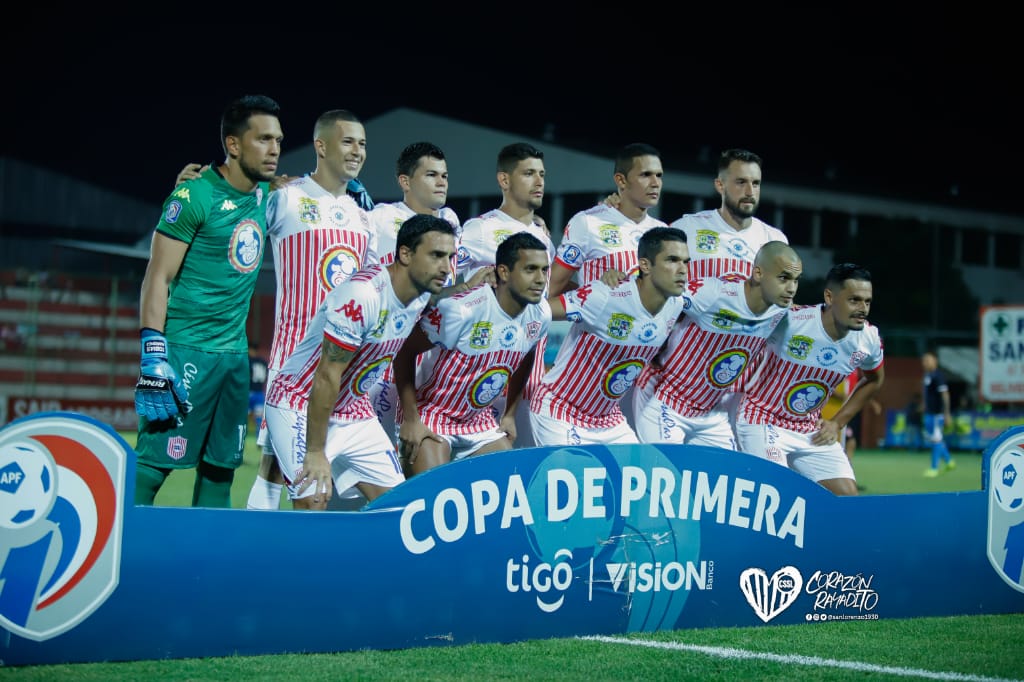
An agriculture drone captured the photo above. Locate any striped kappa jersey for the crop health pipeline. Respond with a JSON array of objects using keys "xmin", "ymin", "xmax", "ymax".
[
  {"xmin": 671, "ymin": 209, "xmax": 787, "ymax": 282},
  {"xmin": 457, "ymin": 209, "xmax": 555, "ymax": 283},
  {"xmin": 265, "ymin": 175, "xmax": 379, "ymax": 371},
  {"xmin": 739, "ymin": 304, "xmax": 884, "ymax": 433},
  {"xmin": 531, "ymin": 278, "xmax": 686, "ymax": 429},
  {"xmin": 369, "ymin": 201, "xmax": 461, "ymax": 266},
  {"xmin": 636, "ymin": 276, "xmax": 788, "ymax": 417},
  {"xmin": 410, "ymin": 284, "xmax": 552, "ymax": 434},
  {"xmin": 265, "ymin": 265, "xmax": 430, "ymax": 421},
  {"xmin": 555, "ymin": 204, "xmax": 666, "ymax": 286}
]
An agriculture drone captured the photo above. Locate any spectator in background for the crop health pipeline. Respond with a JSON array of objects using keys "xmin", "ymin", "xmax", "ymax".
[
  {"xmin": 922, "ymin": 350, "xmax": 956, "ymax": 476},
  {"xmin": 134, "ymin": 94, "xmax": 283, "ymax": 508}
]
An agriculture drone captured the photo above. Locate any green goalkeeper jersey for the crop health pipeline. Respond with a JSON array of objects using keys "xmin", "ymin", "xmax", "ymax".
[{"xmin": 155, "ymin": 167, "xmax": 269, "ymax": 352}]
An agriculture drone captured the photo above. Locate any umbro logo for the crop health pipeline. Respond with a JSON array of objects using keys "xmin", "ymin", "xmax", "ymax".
[{"xmin": 220, "ymin": 200, "xmax": 238, "ymax": 211}]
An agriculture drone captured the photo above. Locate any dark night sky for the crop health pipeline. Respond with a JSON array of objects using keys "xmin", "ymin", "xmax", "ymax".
[{"xmin": 4, "ymin": 18, "xmax": 1016, "ymax": 217}]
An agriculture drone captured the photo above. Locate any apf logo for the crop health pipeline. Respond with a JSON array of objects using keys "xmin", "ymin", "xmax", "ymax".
[
  {"xmin": 987, "ymin": 429, "xmax": 1024, "ymax": 593},
  {"xmin": 0, "ymin": 412, "xmax": 129, "ymax": 641}
]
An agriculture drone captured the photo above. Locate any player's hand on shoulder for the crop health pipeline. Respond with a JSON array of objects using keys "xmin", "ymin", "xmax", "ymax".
[
  {"xmin": 270, "ymin": 174, "xmax": 293, "ymax": 192},
  {"xmin": 466, "ymin": 265, "xmax": 496, "ymax": 290},
  {"xmin": 600, "ymin": 268, "xmax": 628, "ymax": 288},
  {"xmin": 603, "ymin": 193, "xmax": 621, "ymax": 209},
  {"xmin": 174, "ymin": 163, "xmax": 208, "ymax": 188}
]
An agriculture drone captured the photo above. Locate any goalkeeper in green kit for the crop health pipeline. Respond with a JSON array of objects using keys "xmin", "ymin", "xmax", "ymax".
[{"xmin": 133, "ymin": 94, "xmax": 284, "ymax": 507}]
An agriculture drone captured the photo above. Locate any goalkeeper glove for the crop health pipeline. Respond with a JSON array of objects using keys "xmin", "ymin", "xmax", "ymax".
[{"xmin": 135, "ymin": 328, "xmax": 191, "ymax": 422}]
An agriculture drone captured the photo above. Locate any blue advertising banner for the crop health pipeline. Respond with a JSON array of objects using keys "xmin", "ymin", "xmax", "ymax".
[
  {"xmin": 2, "ymin": 412, "xmax": 1024, "ymax": 666},
  {"xmin": 883, "ymin": 409, "xmax": 1024, "ymax": 451}
]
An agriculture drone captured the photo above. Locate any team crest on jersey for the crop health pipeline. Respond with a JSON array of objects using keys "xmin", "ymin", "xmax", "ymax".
[
  {"xmin": 786, "ymin": 335, "xmax": 814, "ymax": 361},
  {"xmin": 353, "ymin": 357, "xmax": 391, "ymax": 395},
  {"xmin": 228, "ymin": 219, "xmax": 263, "ymax": 273},
  {"xmin": 602, "ymin": 359, "xmax": 644, "ymax": 399},
  {"xmin": 525, "ymin": 321, "xmax": 541, "ymax": 339},
  {"xmin": 815, "ymin": 345, "xmax": 840, "ymax": 367},
  {"xmin": 494, "ymin": 229, "xmax": 515, "ymax": 244},
  {"xmin": 598, "ymin": 224, "xmax": 622, "ymax": 246},
  {"xmin": 607, "ymin": 313, "xmax": 635, "ymax": 340},
  {"xmin": 711, "ymin": 308, "xmax": 740, "ymax": 331},
  {"xmin": 708, "ymin": 349, "xmax": 750, "ymax": 388},
  {"xmin": 391, "ymin": 217, "xmax": 404, "ymax": 234},
  {"xmin": 469, "ymin": 322, "xmax": 493, "ymax": 350},
  {"xmin": 784, "ymin": 381, "xmax": 830, "ymax": 415},
  {"xmin": 695, "ymin": 230, "xmax": 720, "ymax": 253},
  {"xmin": 498, "ymin": 325, "xmax": 519, "ymax": 349},
  {"xmin": 637, "ymin": 322, "xmax": 659, "ymax": 343},
  {"xmin": 319, "ymin": 246, "xmax": 361, "ymax": 290},
  {"xmin": 469, "ymin": 368, "xmax": 510, "ymax": 408},
  {"xmin": 298, "ymin": 197, "xmax": 321, "ymax": 224},
  {"xmin": 723, "ymin": 236, "xmax": 754, "ymax": 260},
  {"xmin": 369, "ymin": 310, "xmax": 389, "ymax": 338},
  {"xmin": 849, "ymin": 350, "xmax": 867, "ymax": 368},
  {"xmin": 561, "ymin": 245, "xmax": 583, "ymax": 267}
]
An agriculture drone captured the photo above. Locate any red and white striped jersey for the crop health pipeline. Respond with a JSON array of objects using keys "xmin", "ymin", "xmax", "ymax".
[
  {"xmin": 739, "ymin": 304, "xmax": 884, "ymax": 433},
  {"xmin": 457, "ymin": 209, "xmax": 555, "ymax": 397},
  {"xmin": 265, "ymin": 265, "xmax": 430, "ymax": 422},
  {"xmin": 407, "ymin": 284, "xmax": 552, "ymax": 434},
  {"xmin": 532, "ymin": 278, "xmax": 686, "ymax": 429},
  {"xmin": 555, "ymin": 204, "xmax": 666, "ymax": 285},
  {"xmin": 369, "ymin": 201, "xmax": 460, "ymax": 266},
  {"xmin": 265, "ymin": 175, "xmax": 378, "ymax": 372},
  {"xmin": 637, "ymin": 276, "xmax": 787, "ymax": 416},
  {"xmin": 671, "ymin": 209, "xmax": 786, "ymax": 282},
  {"xmin": 457, "ymin": 209, "xmax": 555, "ymax": 283}
]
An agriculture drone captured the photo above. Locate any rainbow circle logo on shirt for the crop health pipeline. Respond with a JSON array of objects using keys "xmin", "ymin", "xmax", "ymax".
[
  {"xmin": 602, "ymin": 359, "xmax": 644, "ymax": 399},
  {"xmin": 784, "ymin": 380, "xmax": 830, "ymax": 415},
  {"xmin": 707, "ymin": 349, "xmax": 750, "ymax": 388},
  {"xmin": 469, "ymin": 367, "xmax": 511, "ymax": 408},
  {"xmin": 228, "ymin": 219, "xmax": 263, "ymax": 273},
  {"xmin": 319, "ymin": 246, "xmax": 362, "ymax": 290},
  {"xmin": 353, "ymin": 357, "xmax": 391, "ymax": 395}
]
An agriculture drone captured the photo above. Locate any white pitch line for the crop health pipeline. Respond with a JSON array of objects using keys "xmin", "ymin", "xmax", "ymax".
[{"xmin": 578, "ymin": 635, "xmax": 1022, "ymax": 682}]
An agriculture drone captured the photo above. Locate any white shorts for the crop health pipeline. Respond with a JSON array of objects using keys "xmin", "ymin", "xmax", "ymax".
[
  {"xmin": 735, "ymin": 419, "xmax": 855, "ymax": 483},
  {"xmin": 633, "ymin": 382, "xmax": 736, "ymax": 450},
  {"xmin": 528, "ymin": 397, "xmax": 638, "ymax": 446},
  {"xmin": 439, "ymin": 426, "xmax": 509, "ymax": 460},
  {"xmin": 256, "ymin": 368, "xmax": 280, "ymax": 452},
  {"xmin": 264, "ymin": 404, "xmax": 404, "ymax": 500}
]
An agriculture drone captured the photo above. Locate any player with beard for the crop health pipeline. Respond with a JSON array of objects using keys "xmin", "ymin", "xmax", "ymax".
[{"xmin": 734, "ymin": 263, "xmax": 884, "ymax": 496}]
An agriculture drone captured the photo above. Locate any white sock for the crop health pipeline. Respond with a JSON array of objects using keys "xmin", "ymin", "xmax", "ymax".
[{"xmin": 246, "ymin": 476, "xmax": 283, "ymax": 510}]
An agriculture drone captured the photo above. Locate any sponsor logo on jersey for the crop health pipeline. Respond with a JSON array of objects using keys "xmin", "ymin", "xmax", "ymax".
[
  {"xmin": 319, "ymin": 246, "xmax": 362, "ymax": 290},
  {"xmin": 707, "ymin": 349, "xmax": 750, "ymax": 388},
  {"xmin": 784, "ymin": 381, "xmax": 829, "ymax": 415},
  {"xmin": 637, "ymin": 322, "xmax": 658, "ymax": 343},
  {"xmin": 723, "ymin": 236, "xmax": 754, "ymax": 260},
  {"xmin": 499, "ymin": 325, "xmax": 519, "ymax": 349},
  {"xmin": 220, "ymin": 200, "xmax": 238, "ymax": 211},
  {"xmin": 815, "ymin": 345, "xmax": 840, "ymax": 366},
  {"xmin": 602, "ymin": 359, "xmax": 643, "ymax": 399},
  {"xmin": 326, "ymin": 204, "xmax": 353, "ymax": 230},
  {"xmin": 469, "ymin": 368, "xmax": 511, "ymax": 408},
  {"xmin": 607, "ymin": 313, "xmax": 634, "ymax": 340},
  {"xmin": 470, "ymin": 322, "xmax": 494, "ymax": 350},
  {"xmin": 785, "ymin": 335, "xmax": 814, "ymax": 361},
  {"xmin": 228, "ymin": 219, "xmax": 263, "ymax": 273},
  {"xmin": 0, "ymin": 414, "xmax": 128, "ymax": 641}
]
